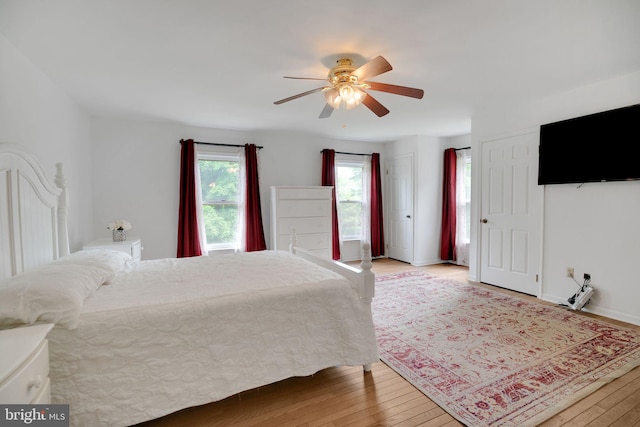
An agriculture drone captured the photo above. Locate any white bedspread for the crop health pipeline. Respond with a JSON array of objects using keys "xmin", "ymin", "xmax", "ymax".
[{"xmin": 48, "ymin": 250, "xmax": 379, "ymax": 426}]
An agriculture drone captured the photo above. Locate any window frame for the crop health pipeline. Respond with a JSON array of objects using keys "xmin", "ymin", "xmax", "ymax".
[
  {"xmin": 463, "ymin": 154, "xmax": 471, "ymax": 243},
  {"xmin": 197, "ymin": 151, "xmax": 242, "ymax": 252},
  {"xmin": 335, "ymin": 159, "xmax": 365, "ymax": 241}
]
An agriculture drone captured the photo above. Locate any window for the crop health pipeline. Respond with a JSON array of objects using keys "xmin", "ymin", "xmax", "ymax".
[
  {"xmin": 336, "ymin": 161, "xmax": 364, "ymax": 240},
  {"xmin": 454, "ymin": 148, "xmax": 471, "ymax": 265},
  {"xmin": 198, "ymin": 154, "xmax": 241, "ymax": 251},
  {"xmin": 463, "ymin": 155, "xmax": 471, "ymax": 242}
]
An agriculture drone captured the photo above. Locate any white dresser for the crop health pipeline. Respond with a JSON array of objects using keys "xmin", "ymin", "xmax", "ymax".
[
  {"xmin": 0, "ymin": 323, "xmax": 54, "ymax": 404},
  {"xmin": 83, "ymin": 237, "xmax": 142, "ymax": 262},
  {"xmin": 270, "ymin": 186, "xmax": 333, "ymax": 259}
]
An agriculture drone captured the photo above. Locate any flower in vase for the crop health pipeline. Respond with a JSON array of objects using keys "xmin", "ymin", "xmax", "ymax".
[{"xmin": 107, "ymin": 220, "xmax": 132, "ymax": 231}]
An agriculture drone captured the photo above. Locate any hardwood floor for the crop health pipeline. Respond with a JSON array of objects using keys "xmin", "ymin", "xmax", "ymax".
[{"xmin": 138, "ymin": 259, "xmax": 640, "ymax": 427}]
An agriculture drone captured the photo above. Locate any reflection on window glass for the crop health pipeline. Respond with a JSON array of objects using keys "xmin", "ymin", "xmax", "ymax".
[
  {"xmin": 201, "ymin": 205, "xmax": 238, "ymax": 244},
  {"xmin": 337, "ymin": 164, "xmax": 364, "ymax": 239},
  {"xmin": 464, "ymin": 157, "xmax": 471, "ymax": 242},
  {"xmin": 198, "ymin": 159, "xmax": 240, "ymax": 248}
]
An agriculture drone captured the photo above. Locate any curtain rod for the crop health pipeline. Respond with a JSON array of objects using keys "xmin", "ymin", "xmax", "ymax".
[
  {"xmin": 180, "ymin": 140, "xmax": 264, "ymax": 149},
  {"xmin": 454, "ymin": 146, "xmax": 471, "ymax": 151},
  {"xmin": 320, "ymin": 149, "xmax": 373, "ymax": 156}
]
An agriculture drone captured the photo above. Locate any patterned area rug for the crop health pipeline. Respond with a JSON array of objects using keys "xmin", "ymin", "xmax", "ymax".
[{"xmin": 372, "ymin": 271, "xmax": 640, "ymax": 427}]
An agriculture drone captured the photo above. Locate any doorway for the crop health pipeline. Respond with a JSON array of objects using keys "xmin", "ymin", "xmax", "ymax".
[
  {"xmin": 386, "ymin": 154, "xmax": 414, "ymax": 263},
  {"xmin": 479, "ymin": 131, "xmax": 542, "ymax": 296}
]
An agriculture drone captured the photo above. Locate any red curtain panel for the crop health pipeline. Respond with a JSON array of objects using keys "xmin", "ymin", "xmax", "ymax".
[
  {"xmin": 177, "ymin": 139, "xmax": 203, "ymax": 257},
  {"xmin": 321, "ymin": 149, "xmax": 341, "ymax": 260},
  {"xmin": 440, "ymin": 148, "xmax": 457, "ymax": 261},
  {"xmin": 370, "ymin": 153, "xmax": 385, "ymax": 257},
  {"xmin": 244, "ymin": 144, "xmax": 267, "ymax": 252}
]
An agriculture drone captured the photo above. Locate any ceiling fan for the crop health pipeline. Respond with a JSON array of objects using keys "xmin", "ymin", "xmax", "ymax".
[{"xmin": 273, "ymin": 56, "xmax": 424, "ymax": 118}]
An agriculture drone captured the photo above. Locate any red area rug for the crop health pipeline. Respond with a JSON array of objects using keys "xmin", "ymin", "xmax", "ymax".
[{"xmin": 372, "ymin": 271, "xmax": 640, "ymax": 426}]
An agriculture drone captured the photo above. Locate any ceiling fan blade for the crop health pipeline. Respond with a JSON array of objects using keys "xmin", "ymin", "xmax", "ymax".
[
  {"xmin": 273, "ymin": 87, "xmax": 326, "ymax": 105},
  {"xmin": 362, "ymin": 92, "xmax": 390, "ymax": 117},
  {"xmin": 283, "ymin": 76, "xmax": 327, "ymax": 81},
  {"xmin": 367, "ymin": 81, "xmax": 424, "ymax": 99},
  {"xmin": 319, "ymin": 103, "xmax": 334, "ymax": 119},
  {"xmin": 351, "ymin": 56, "xmax": 393, "ymax": 81}
]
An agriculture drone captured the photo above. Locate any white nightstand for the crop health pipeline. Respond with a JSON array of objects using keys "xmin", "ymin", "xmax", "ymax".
[
  {"xmin": 83, "ymin": 237, "xmax": 142, "ymax": 262},
  {"xmin": 0, "ymin": 323, "xmax": 54, "ymax": 404}
]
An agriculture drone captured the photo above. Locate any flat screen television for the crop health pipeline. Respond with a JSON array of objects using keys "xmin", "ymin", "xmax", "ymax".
[{"xmin": 538, "ymin": 104, "xmax": 640, "ymax": 185}]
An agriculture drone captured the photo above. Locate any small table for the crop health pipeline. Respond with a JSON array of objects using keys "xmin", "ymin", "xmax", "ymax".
[
  {"xmin": 83, "ymin": 237, "xmax": 142, "ymax": 263},
  {"xmin": 0, "ymin": 323, "xmax": 54, "ymax": 404}
]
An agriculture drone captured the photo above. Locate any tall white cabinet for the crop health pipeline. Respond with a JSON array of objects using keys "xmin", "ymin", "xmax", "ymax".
[{"xmin": 270, "ymin": 186, "xmax": 333, "ymax": 259}]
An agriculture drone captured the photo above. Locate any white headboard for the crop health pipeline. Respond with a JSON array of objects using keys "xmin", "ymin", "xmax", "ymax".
[{"xmin": 0, "ymin": 143, "xmax": 69, "ymax": 279}]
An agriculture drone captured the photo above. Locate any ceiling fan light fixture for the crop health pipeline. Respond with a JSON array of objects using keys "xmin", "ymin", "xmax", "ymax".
[
  {"xmin": 324, "ymin": 88, "xmax": 342, "ymax": 109},
  {"xmin": 325, "ymin": 83, "xmax": 367, "ymax": 110},
  {"xmin": 339, "ymin": 83, "xmax": 354, "ymax": 99},
  {"xmin": 343, "ymin": 85, "xmax": 367, "ymax": 110},
  {"xmin": 275, "ymin": 55, "xmax": 422, "ymax": 118}
]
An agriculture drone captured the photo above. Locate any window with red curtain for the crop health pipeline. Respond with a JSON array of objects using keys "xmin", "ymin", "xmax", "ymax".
[
  {"xmin": 244, "ymin": 143, "xmax": 267, "ymax": 252},
  {"xmin": 177, "ymin": 139, "xmax": 203, "ymax": 258},
  {"xmin": 370, "ymin": 153, "xmax": 385, "ymax": 257},
  {"xmin": 321, "ymin": 149, "xmax": 341, "ymax": 260},
  {"xmin": 440, "ymin": 148, "xmax": 457, "ymax": 261}
]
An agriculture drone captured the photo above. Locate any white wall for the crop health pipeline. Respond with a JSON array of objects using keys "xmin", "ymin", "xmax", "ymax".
[
  {"xmin": 0, "ymin": 34, "xmax": 93, "ymax": 251},
  {"xmin": 385, "ymin": 134, "xmax": 464, "ymax": 266},
  {"xmin": 470, "ymin": 70, "xmax": 640, "ymax": 325},
  {"xmin": 90, "ymin": 117, "xmax": 385, "ymax": 260},
  {"xmin": 415, "ymin": 136, "xmax": 445, "ymax": 266}
]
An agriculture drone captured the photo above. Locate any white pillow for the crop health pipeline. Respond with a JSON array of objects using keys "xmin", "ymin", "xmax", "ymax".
[
  {"xmin": 55, "ymin": 249, "xmax": 133, "ymax": 283},
  {"xmin": 0, "ymin": 249, "xmax": 132, "ymax": 329}
]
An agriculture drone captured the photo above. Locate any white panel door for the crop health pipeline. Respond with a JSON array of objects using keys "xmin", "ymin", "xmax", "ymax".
[
  {"xmin": 386, "ymin": 154, "xmax": 414, "ymax": 263},
  {"xmin": 480, "ymin": 132, "xmax": 541, "ymax": 296}
]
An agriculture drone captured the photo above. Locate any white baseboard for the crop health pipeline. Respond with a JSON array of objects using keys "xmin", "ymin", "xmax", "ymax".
[
  {"xmin": 541, "ymin": 293, "xmax": 640, "ymax": 326},
  {"xmin": 411, "ymin": 259, "xmax": 444, "ymax": 267}
]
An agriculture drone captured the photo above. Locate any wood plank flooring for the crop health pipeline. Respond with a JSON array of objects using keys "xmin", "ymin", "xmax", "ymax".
[{"xmin": 137, "ymin": 259, "xmax": 640, "ymax": 427}]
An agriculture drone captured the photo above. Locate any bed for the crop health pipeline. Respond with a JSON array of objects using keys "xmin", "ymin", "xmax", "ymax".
[{"xmin": 0, "ymin": 143, "xmax": 379, "ymax": 426}]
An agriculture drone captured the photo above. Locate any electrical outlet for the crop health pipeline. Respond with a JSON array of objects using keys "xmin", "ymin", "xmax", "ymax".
[{"xmin": 567, "ymin": 267, "xmax": 574, "ymax": 278}]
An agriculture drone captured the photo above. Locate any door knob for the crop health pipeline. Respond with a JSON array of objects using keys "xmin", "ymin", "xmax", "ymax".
[
  {"xmin": 481, "ymin": 218, "xmax": 488, "ymax": 223},
  {"xmin": 406, "ymin": 215, "xmax": 411, "ymax": 218}
]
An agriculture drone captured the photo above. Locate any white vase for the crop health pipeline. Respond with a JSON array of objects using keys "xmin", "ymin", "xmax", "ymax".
[{"xmin": 112, "ymin": 229, "xmax": 126, "ymax": 242}]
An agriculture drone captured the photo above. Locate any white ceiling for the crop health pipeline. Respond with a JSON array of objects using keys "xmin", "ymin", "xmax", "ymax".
[{"xmin": 1, "ymin": 0, "xmax": 639, "ymax": 142}]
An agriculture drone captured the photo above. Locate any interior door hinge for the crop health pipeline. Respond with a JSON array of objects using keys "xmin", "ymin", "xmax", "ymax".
[{"xmin": 536, "ymin": 274, "xmax": 539, "ymax": 282}]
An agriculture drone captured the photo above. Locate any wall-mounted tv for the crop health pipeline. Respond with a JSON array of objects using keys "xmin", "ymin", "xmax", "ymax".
[{"xmin": 538, "ymin": 104, "xmax": 640, "ymax": 185}]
